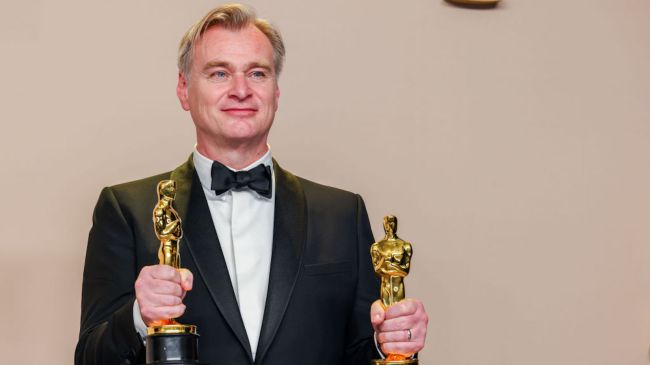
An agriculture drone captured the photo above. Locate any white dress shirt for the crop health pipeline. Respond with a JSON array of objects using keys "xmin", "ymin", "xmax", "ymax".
[{"xmin": 134, "ymin": 147, "xmax": 275, "ymax": 360}]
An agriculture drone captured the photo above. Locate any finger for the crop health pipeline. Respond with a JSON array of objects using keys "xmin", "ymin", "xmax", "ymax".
[
  {"xmin": 136, "ymin": 265, "xmax": 158, "ymax": 282},
  {"xmin": 149, "ymin": 279, "xmax": 184, "ymax": 297},
  {"xmin": 178, "ymin": 268, "xmax": 193, "ymax": 291},
  {"xmin": 382, "ymin": 326, "xmax": 423, "ymax": 343},
  {"xmin": 151, "ymin": 265, "xmax": 182, "ymax": 283},
  {"xmin": 150, "ymin": 293, "xmax": 183, "ymax": 307},
  {"xmin": 376, "ymin": 329, "xmax": 411, "ymax": 344},
  {"xmin": 385, "ymin": 299, "xmax": 418, "ymax": 319},
  {"xmin": 139, "ymin": 301, "xmax": 186, "ymax": 322},
  {"xmin": 378, "ymin": 315, "xmax": 413, "ymax": 333},
  {"xmin": 380, "ymin": 299, "xmax": 427, "ymax": 331},
  {"xmin": 135, "ymin": 277, "xmax": 183, "ymax": 307},
  {"xmin": 141, "ymin": 304, "xmax": 187, "ymax": 326},
  {"xmin": 136, "ymin": 289, "xmax": 183, "ymax": 311},
  {"xmin": 159, "ymin": 303, "xmax": 187, "ymax": 319},
  {"xmin": 370, "ymin": 300, "xmax": 385, "ymax": 331}
]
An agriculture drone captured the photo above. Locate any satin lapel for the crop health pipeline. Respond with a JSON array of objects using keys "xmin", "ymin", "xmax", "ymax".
[
  {"xmin": 255, "ymin": 160, "xmax": 307, "ymax": 364},
  {"xmin": 170, "ymin": 156, "xmax": 253, "ymax": 360}
]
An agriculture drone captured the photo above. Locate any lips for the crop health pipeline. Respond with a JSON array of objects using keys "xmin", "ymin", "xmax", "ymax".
[{"xmin": 221, "ymin": 107, "xmax": 258, "ymax": 117}]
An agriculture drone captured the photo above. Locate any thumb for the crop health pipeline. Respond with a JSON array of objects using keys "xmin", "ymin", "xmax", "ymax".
[
  {"xmin": 178, "ymin": 268, "xmax": 193, "ymax": 291},
  {"xmin": 370, "ymin": 300, "xmax": 385, "ymax": 331}
]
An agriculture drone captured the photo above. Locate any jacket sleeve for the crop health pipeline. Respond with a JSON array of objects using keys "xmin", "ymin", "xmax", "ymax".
[
  {"xmin": 75, "ymin": 187, "xmax": 144, "ymax": 365},
  {"xmin": 343, "ymin": 194, "xmax": 382, "ymax": 364}
]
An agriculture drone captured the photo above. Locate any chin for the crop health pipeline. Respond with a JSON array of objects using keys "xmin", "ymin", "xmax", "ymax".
[
  {"xmin": 224, "ymin": 125, "xmax": 257, "ymax": 138},
  {"xmin": 221, "ymin": 130, "xmax": 264, "ymax": 144},
  {"xmin": 225, "ymin": 121, "xmax": 270, "ymax": 139}
]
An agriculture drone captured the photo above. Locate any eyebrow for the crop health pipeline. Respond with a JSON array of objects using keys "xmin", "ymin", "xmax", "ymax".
[
  {"xmin": 202, "ymin": 60, "xmax": 273, "ymax": 73},
  {"xmin": 202, "ymin": 60, "xmax": 231, "ymax": 71}
]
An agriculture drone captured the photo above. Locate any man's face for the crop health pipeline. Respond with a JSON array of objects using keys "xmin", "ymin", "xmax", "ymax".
[{"xmin": 177, "ymin": 24, "xmax": 280, "ymax": 149}]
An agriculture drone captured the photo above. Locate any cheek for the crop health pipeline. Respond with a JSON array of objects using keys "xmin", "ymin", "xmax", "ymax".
[
  {"xmin": 273, "ymin": 89, "xmax": 280, "ymax": 110},
  {"xmin": 189, "ymin": 84, "xmax": 224, "ymax": 106},
  {"xmin": 256, "ymin": 85, "xmax": 280, "ymax": 108}
]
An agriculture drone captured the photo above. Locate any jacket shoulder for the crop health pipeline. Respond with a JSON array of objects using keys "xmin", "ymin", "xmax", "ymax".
[
  {"xmin": 108, "ymin": 172, "xmax": 171, "ymax": 200},
  {"xmin": 293, "ymin": 175, "xmax": 364, "ymax": 216},
  {"xmin": 296, "ymin": 176, "xmax": 358, "ymax": 199},
  {"xmin": 93, "ymin": 172, "xmax": 173, "ymax": 223}
]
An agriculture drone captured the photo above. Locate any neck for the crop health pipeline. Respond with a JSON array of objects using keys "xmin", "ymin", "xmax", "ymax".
[{"xmin": 197, "ymin": 137, "xmax": 269, "ymax": 170}]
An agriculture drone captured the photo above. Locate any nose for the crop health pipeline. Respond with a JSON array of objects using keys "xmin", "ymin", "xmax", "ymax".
[{"xmin": 229, "ymin": 73, "xmax": 252, "ymax": 100}]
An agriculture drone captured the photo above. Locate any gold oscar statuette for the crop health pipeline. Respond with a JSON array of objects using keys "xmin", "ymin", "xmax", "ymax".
[
  {"xmin": 370, "ymin": 216, "xmax": 418, "ymax": 365},
  {"xmin": 145, "ymin": 180, "xmax": 205, "ymax": 365}
]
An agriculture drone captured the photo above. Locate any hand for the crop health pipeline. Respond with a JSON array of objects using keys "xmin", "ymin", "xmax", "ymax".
[
  {"xmin": 370, "ymin": 298, "xmax": 428, "ymax": 357},
  {"xmin": 135, "ymin": 265, "xmax": 193, "ymax": 326}
]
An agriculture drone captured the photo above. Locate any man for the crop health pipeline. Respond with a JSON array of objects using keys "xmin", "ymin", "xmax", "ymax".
[{"xmin": 76, "ymin": 4, "xmax": 428, "ymax": 365}]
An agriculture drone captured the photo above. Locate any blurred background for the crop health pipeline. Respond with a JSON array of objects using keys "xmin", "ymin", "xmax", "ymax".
[{"xmin": 1, "ymin": 0, "xmax": 649, "ymax": 364}]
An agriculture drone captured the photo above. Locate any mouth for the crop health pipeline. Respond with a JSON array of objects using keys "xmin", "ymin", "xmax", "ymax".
[{"xmin": 221, "ymin": 108, "xmax": 258, "ymax": 117}]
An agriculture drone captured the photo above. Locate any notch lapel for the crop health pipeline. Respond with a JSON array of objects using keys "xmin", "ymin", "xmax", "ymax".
[
  {"xmin": 170, "ymin": 157, "xmax": 253, "ymax": 360},
  {"xmin": 254, "ymin": 161, "xmax": 307, "ymax": 364}
]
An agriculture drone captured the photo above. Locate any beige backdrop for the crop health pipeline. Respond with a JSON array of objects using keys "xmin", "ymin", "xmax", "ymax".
[{"xmin": 1, "ymin": 0, "xmax": 649, "ymax": 364}]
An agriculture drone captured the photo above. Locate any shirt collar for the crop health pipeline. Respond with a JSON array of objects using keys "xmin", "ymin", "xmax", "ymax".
[{"xmin": 193, "ymin": 145, "xmax": 274, "ymax": 197}]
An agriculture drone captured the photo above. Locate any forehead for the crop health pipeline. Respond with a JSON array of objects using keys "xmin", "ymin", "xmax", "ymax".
[{"xmin": 192, "ymin": 24, "xmax": 274, "ymax": 68}]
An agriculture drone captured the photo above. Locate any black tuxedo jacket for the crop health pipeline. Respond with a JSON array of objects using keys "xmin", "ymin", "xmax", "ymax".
[{"xmin": 75, "ymin": 158, "xmax": 380, "ymax": 365}]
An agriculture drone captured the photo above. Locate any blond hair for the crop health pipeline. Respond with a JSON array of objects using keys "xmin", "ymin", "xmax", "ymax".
[{"xmin": 178, "ymin": 4, "xmax": 285, "ymax": 77}]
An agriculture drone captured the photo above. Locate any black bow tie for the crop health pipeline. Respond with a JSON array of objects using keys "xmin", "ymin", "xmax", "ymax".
[{"xmin": 210, "ymin": 160, "xmax": 272, "ymax": 198}]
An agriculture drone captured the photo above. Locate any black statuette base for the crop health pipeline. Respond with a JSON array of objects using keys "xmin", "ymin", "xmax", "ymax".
[{"xmin": 146, "ymin": 332, "xmax": 206, "ymax": 365}]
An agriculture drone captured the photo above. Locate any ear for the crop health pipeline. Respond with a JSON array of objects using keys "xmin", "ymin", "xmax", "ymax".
[{"xmin": 176, "ymin": 73, "xmax": 191, "ymax": 111}]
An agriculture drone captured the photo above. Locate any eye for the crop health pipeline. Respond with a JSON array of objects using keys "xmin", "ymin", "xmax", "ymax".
[
  {"xmin": 209, "ymin": 70, "xmax": 229, "ymax": 81},
  {"xmin": 249, "ymin": 70, "xmax": 268, "ymax": 81}
]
